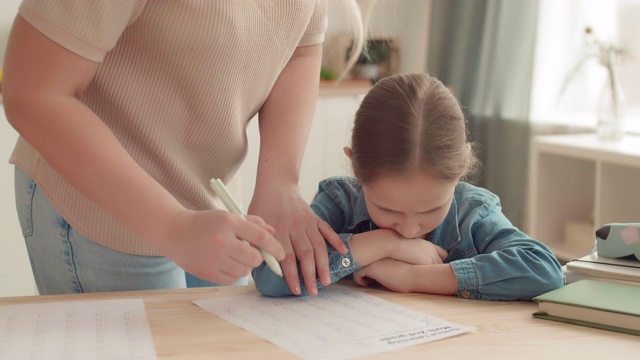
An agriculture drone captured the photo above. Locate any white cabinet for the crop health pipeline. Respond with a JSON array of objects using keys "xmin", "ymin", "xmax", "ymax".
[
  {"xmin": 239, "ymin": 86, "xmax": 367, "ymax": 205},
  {"xmin": 526, "ymin": 133, "xmax": 640, "ymax": 263}
]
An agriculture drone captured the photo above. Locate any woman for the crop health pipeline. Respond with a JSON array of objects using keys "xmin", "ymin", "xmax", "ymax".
[{"xmin": 3, "ymin": 0, "xmax": 366, "ymax": 295}]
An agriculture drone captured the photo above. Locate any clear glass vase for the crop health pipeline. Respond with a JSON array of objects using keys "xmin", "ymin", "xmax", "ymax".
[{"xmin": 596, "ymin": 65, "xmax": 626, "ymax": 141}]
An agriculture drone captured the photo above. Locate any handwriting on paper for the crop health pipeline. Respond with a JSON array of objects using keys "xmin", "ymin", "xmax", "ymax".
[
  {"xmin": 195, "ymin": 285, "xmax": 474, "ymax": 359},
  {"xmin": 0, "ymin": 299, "xmax": 157, "ymax": 360}
]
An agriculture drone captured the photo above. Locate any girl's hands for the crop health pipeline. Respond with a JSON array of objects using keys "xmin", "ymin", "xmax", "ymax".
[
  {"xmin": 391, "ymin": 238, "xmax": 447, "ymax": 265},
  {"xmin": 354, "ymin": 258, "xmax": 459, "ymax": 295},
  {"xmin": 353, "ymin": 259, "xmax": 414, "ymax": 293},
  {"xmin": 163, "ymin": 209, "xmax": 285, "ymax": 285},
  {"xmin": 249, "ymin": 184, "xmax": 346, "ymax": 296}
]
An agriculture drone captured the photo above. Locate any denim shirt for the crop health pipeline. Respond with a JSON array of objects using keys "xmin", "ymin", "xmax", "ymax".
[{"xmin": 253, "ymin": 176, "xmax": 564, "ymax": 301}]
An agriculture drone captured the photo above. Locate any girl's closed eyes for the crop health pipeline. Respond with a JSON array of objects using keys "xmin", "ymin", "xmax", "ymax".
[{"xmin": 361, "ymin": 171, "xmax": 455, "ymax": 239}]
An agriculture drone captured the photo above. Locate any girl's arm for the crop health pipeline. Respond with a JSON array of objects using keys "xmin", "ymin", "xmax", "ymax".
[
  {"xmin": 449, "ymin": 202, "xmax": 564, "ymax": 301},
  {"xmin": 353, "ymin": 260, "xmax": 458, "ymax": 295},
  {"xmin": 351, "ymin": 230, "xmax": 447, "ymax": 266}
]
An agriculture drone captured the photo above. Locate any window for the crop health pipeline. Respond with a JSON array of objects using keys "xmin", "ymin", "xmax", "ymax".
[{"xmin": 530, "ymin": 0, "xmax": 640, "ymax": 134}]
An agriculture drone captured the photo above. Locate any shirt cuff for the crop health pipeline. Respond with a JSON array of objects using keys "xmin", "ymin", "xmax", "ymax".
[
  {"xmin": 450, "ymin": 259, "xmax": 480, "ymax": 299},
  {"xmin": 327, "ymin": 233, "xmax": 360, "ymax": 282}
]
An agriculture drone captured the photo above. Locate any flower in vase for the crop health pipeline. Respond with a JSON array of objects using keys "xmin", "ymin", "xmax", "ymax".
[
  {"xmin": 562, "ymin": 27, "xmax": 629, "ymax": 91},
  {"xmin": 584, "ymin": 27, "xmax": 628, "ymax": 70},
  {"xmin": 561, "ymin": 26, "xmax": 631, "ymax": 140}
]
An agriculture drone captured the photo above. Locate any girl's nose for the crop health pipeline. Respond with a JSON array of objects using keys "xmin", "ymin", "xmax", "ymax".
[{"xmin": 397, "ymin": 219, "xmax": 421, "ymax": 239}]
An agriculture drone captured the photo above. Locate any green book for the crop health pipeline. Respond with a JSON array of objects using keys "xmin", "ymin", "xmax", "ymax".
[{"xmin": 533, "ymin": 279, "xmax": 640, "ymax": 336}]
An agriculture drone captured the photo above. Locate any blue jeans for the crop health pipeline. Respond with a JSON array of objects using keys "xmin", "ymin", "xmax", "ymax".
[{"xmin": 14, "ymin": 166, "xmax": 247, "ymax": 295}]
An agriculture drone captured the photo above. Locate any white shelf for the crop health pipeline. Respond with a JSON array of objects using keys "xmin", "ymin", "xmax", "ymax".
[{"xmin": 526, "ymin": 133, "xmax": 640, "ymax": 263}]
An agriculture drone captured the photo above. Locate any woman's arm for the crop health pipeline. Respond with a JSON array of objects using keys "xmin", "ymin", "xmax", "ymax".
[
  {"xmin": 250, "ymin": 43, "xmax": 347, "ymax": 296},
  {"xmin": 3, "ymin": 16, "xmax": 283, "ymax": 283},
  {"xmin": 4, "ymin": 16, "xmax": 178, "ymax": 251}
]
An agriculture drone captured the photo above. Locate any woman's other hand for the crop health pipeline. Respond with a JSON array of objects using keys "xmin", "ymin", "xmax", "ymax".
[{"xmin": 249, "ymin": 183, "xmax": 346, "ymax": 296}]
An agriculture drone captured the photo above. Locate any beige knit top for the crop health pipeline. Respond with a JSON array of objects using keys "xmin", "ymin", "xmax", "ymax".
[{"xmin": 10, "ymin": 0, "xmax": 328, "ymax": 255}]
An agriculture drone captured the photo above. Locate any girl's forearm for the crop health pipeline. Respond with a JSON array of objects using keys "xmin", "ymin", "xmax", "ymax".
[
  {"xmin": 409, "ymin": 264, "xmax": 458, "ymax": 295},
  {"xmin": 349, "ymin": 230, "xmax": 398, "ymax": 267}
]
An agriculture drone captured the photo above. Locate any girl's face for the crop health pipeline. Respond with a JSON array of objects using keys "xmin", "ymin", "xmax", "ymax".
[{"xmin": 362, "ymin": 171, "xmax": 456, "ymax": 239}]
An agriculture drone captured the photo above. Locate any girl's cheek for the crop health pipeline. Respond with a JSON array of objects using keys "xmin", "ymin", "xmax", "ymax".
[
  {"xmin": 370, "ymin": 211, "xmax": 393, "ymax": 229},
  {"xmin": 415, "ymin": 213, "xmax": 444, "ymax": 236}
]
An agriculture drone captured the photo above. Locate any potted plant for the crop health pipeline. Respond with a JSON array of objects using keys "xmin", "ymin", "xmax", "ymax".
[{"xmin": 354, "ymin": 39, "xmax": 391, "ymax": 81}]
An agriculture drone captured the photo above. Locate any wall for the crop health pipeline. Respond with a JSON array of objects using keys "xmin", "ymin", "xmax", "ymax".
[
  {"xmin": 0, "ymin": 1, "xmax": 18, "ymax": 65},
  {"xmin": 0, "ymin": 0, "xmax": 35, "ymax": 297}
]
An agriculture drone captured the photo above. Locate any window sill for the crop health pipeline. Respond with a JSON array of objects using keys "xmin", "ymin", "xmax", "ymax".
[{"xmin": 530, "ymin": 111, "xmax": 640, "ymax": 136}]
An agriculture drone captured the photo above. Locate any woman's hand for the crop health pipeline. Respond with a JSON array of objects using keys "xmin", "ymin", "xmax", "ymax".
[
  {"xmin": 353, "ymin": 259, "xmax": 414, "ymax": 293},
  {"xmin": 249, "ymin": 183, "xmax": 346, "ymax": 296},
  {"xmin": 391, "ymin": 238, "xmax": 447, "ymax": 265},
  {"xmin": 251, "ymin": 43, "xmax": 339, "ymax": 295},
  {"xmin": 163, "ymin": 209, "xmax": 285, "ymax": 285}
]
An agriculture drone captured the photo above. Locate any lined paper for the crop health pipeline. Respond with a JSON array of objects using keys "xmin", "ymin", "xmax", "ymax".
[
  {"xmin": 195, "ymin": 285, "xmax": 474, "ymax": 359},
  {"xmin": 0, "ymin": 299, "xmax": 157, "ymax": 360}
]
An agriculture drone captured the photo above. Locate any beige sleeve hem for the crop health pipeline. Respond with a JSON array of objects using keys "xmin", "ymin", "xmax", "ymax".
[
  {"xmin": 19, "ymin": 4, "xmax": 108, "ymax": 63},
  {"xmin": 298, "ymin": 31, "xmax": 326, "ymax": 47},
  {"xmin": 298, "ymin": 0, "xmax": 327, "ymax": 47}
]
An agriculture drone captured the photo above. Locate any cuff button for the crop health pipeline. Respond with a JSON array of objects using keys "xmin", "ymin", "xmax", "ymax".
[{"xmin": 341, "ymin": 258, "xmax": 351, "ymax": 267}]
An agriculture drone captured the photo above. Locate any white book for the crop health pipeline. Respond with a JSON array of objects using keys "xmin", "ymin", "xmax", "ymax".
[
  {"xmin": 563, "ymin": 266, "xmax": 640, "ymax": 287},
  {"xmin": 564, "ymin": 252, "xmax": 640, "ymax": 283}
]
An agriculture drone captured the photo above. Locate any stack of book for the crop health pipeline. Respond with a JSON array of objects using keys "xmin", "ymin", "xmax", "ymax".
[
  {"xmin": 536, "ymin": 251, "xmax": 640, "ymax": 336},
  {"xmin": 563, "ymin": 251, "xmax": 640, "ymax": 287},
  {"xmin": 533, "ymin": 279, "xmax": 640, "ymax": 336}
]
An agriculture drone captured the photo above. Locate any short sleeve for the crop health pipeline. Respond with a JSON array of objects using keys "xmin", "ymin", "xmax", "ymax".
[
  {"xmin": 19, "ymin": 0, "xmax": 148, "ymax": 62},
  {"xmin": 298, "ymin": 0, "xmax": 328, "ymax": 47}
]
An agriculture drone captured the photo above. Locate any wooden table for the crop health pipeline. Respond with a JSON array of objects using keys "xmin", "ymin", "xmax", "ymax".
[{"xmin": 1, "ymin": 282, "xmax": 638, "ymax": 359}]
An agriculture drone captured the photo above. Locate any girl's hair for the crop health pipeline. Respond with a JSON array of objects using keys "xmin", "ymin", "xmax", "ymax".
[{"xmin": 350, "ymin": 73, "xmax": 479, "ymax": 184}]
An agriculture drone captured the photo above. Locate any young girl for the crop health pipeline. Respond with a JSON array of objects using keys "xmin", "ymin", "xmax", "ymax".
[{"xmin": 253, "ymin": 73, "xmax": 564, "ymax": 301}]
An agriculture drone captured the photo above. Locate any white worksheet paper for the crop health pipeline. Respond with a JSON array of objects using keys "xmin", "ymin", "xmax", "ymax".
[
  {"xmin": 195, "ymin": 285, "xmax": 475, "ymax": 359},
  {"xmin": 0, "ymin": 298, "xmax": 157, "ymax": 360}
]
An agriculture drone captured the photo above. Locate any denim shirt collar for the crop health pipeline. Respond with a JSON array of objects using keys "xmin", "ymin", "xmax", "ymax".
[
  {"xmin": 349, "ymin": 191, "xmax": 377, "ymax": 233},
  {"xmin": 429, "ymin": 192, "xmax": 462, "ymax": 250}
]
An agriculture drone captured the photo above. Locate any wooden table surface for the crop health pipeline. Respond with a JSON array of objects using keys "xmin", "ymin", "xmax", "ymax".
[{"xmin": 1, "ymin": 282, "xmax": 638, "ymax": 359}]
